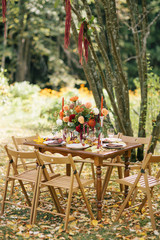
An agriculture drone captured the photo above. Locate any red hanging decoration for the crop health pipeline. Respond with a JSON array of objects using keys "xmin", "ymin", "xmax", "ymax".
[
  {"xmin": 64, "ymin": 0, "xmax": 71, "ymax": 49},
  {"xmin": 2, "ymin": 0, "xmax": 6, "ymax": 23},
  {"xmin": 78, "ymin": 22, "xmax": 84, "ymax": 65},
  {"xmin": 84, "ymin": 37, "xmax": 90, "ymax": 63}
]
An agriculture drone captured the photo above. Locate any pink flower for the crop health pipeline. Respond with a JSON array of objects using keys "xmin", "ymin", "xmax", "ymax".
[
  {"xmin": 85, "ymin": 102, "xmax": 92, "ymax": 109},
  {"xmin": 78, "ymin": 116, "xmax": 84, "ymax": 124},
  {"xmin": 101, "ymin": 108, "xmax": 108, "ymax": 116},
  {"xmin": 63, "ymin": 116, "xmax": 69, "ymax": 122},
  {"xmin": 63, "ymin": 105, "xmax": 69, "ymax": 111},
  {"xmin": 69, "ymin": 103, "xmax": 74, "ymax": 109}
]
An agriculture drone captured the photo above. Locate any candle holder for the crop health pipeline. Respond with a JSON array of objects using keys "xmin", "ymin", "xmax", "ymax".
[{"xmin": 100, "ymin": 116, "xmax": 104, "ymax": 145}]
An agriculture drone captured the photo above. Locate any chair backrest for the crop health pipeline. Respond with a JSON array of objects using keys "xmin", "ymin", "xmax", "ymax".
[
  {"xmin": 12, "ymin": 134, "xmax": 39, "ymax": 151},
  {"xmin": 35, "ymin": 150, "xmax": 72, "ymax": 166},
  {"xmin": 4, "ymin": 145, "xmax": 37, "ymax": 174},
  {"xmin": 35, "ymin": 150, "xmax": 76, "ymax": 181},
  {"xmin": 114, "ymin": 132, "xmax": 122, "ymax": 138},
  {"xmin": 149, "ymin": 155, "xmax": 160, "ymax": 178},
  {"xmin": 121, "ymin": 135, "xmax": 152, "ymax": 158}
]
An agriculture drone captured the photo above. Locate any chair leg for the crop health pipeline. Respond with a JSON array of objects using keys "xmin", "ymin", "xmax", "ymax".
[
  {"xmin": 116, "ymin": 186, "xmax": 135, "ymax": 221},
  {"xmin": 117, "ymin": 166, "xmax": 124, "ymax": 192},
  {"xmin": 48, "ymin": 164, "xmax": 54, "ymax": 173},
  {"xmin": 131, "ymin": 187, "xmax": 138, "ymax": 205},
  {"xmin": 79, "ymin": 163, "xmax": 84, "ymax": 176},
  {"xmin": 64, "ymin": 175, "xmax": 74, "ymax": 231},
  {"xmin": 101, "ymin": 166, "xmax": 113, "ymax": 200},
  {"xmin": 137, "ymin": 195, "xmax": 147, "ymax": 212},
  {"xmin": 10, "ymin": 180, "xmax": 14, "ymax": 196},
  {"xmin": 91, "ymin": 163, "xmax": 96, "ymax": 187},
  {"xmin": 10, "ymin": 168, "xmax": 15, "ymax": 196},
  {"xmin": 1, "ymin": 179, "xmax": 9, "ymax": 215},
  {"xmin": 75, "ymin": 172, "xmax": 94, "ymax": 220},
  {"xmin": 144, "ymin": 175, "xmax": 156, "ymax": 230},
  {"xmin": 58, "ymin": 188, "xmax": 64, "ymax": 199},
  {"xmin": 31, "ymin": 167, "xmax": 42, "ymax": 225},
  {"xmin": 18, "ymin": 180, "xmax": 31, "ymax": 206},
  {"xmin": 79, "ymin": 184, "xmax": 94, "ymax": 220}
]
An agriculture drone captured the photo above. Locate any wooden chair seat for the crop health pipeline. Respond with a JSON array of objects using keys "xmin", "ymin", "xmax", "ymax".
[
  {"xmin": 116, "ymin": 174, "xmax": 160, "ymax": 189},
  {"xmin": 9, "ymin": 169, "xmax": 60, "ymax": 183},
  {"xmin": 42, "ymin": 175, "xmax": 94, "ymax": 191}
]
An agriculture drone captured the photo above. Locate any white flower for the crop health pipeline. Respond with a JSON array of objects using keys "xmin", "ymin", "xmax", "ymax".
[
  {"xmin": 56, "ymin": 119, "xmax": 63, "ymax": 126},
  {"xmin": 93, "ymin": 108, "xmax": 99, "ymax": 115}
]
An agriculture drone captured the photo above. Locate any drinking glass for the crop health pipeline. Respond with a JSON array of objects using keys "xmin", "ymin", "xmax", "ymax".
[{"xmin": 108, "ymin": 128, "xmax": 114, "ymax": 138}]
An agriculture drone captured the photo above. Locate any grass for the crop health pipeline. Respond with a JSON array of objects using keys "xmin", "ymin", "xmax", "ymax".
[{"xmin": 0, "ymin": 90, "xmax": 160, "ymax": 239}]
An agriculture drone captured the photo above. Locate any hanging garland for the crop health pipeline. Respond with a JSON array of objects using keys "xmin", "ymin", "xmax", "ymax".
[
  {"xmin": 64, "ymin": 0, "xmax": 71, "ymax": 49},
  {"xmin": 2, "ymin": 0, "xmax": 6, "ymax": 23},
  {"xmin": 78, "ymin": 21, "xmax": 90, "ymax": 65}
]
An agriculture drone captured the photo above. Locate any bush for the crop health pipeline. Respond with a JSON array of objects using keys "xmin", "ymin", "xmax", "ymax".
[
  {"xmin": 9, "ymin": 81, "xmax": 40, "ymax": 99},
  {"xmin": 0, "ymin": 69, "xmax": 9, "ymax": 104}
]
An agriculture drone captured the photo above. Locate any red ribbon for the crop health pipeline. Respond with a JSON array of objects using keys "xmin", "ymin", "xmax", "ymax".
[
  {"xmin": 84, "ymin": 37, "xmax": 90, "ymax": 63},
  {"xmin": 78, "ymin": 22, "xmax": 84, "ymax": 65},
  {"xmin": 64, "ymin": 0, "xmax": 71, "ymax": 49}
]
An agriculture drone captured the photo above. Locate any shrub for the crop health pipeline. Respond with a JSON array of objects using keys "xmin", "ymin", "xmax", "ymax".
[{"xmin": 9, "ymin": 81, "xmax": 40, "ymax": 99}]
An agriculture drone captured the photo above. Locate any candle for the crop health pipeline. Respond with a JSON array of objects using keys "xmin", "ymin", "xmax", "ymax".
[
  {"xmin": 101, "ymin": 96, "xmax": 103, "ymax": 116},
  {"xmin": 62, "ymin": 97, "xmax": 64, "ymax": 112}
]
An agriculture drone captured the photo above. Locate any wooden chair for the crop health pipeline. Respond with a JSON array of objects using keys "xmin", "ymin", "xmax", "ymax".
[
  {"xmin": 32, "ymin": 150, "xmax": 94, "ymax": 231},
  {"xmin": 101, "ymin": 135, "xmax": 152, "ymax": 200},
  {"xmin": 115, "ymin": 154, "xmax": 160, "ymax": 231},
  {"xmin": 11, "ymin": 134, "xmax": 55, "ymax": 195},
  {"xmin": 1, "ymin": 146, "xmax": 60, "ymax": 222}
]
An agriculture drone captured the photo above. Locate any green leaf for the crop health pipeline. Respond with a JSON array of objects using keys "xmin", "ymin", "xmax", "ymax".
[
  {"xmin": 89, "ymin": 15, "xmax": 95, "ymax": 24},
  {"xmin": 95, "ymin": 123, "xmax": 101, "ymax": 128},
  {"xmin": 54, "ymin": 0, "xmax": 60, "ymax": 8},
  {"xmin": 87, "ymin": 29, "xmax": 92, "ymax": 36}
]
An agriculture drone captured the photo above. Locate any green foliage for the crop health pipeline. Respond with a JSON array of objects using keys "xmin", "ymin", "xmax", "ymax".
[
  {"xmin": 0, "ymin": 69, "xmax": 9, "ymax": 104},
  {"xmin": 9, "ymin": 81, "xmax": 40, "ymax": 99},
  {"xmin": 132, "ymin": 60, "xmax": 160, "ymax": 135}
]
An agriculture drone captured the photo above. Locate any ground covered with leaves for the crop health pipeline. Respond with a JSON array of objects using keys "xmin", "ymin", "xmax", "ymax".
[{"xmin": 0, "ymin": 120, "xmax": 160, "ymax": 239}]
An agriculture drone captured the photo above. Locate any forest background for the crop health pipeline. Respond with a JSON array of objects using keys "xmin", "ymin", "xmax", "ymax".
[
  {"xmin": 0, "ymin": 1, "xmax": 160, "ymax": 239},
  {"xmin": 0, "ymin": 0, "xmax": 160, "ymax": 155}
]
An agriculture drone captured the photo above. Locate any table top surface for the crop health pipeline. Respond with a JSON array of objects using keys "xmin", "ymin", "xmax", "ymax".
[{"xmin": 24, "ymin": 141, "xmax": 142, "ymax": 161}]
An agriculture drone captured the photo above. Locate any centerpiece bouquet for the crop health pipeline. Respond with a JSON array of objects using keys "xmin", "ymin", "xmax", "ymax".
[{"xmin": 54, "ymin": 96, "xmax": 108, "ymax": 143}]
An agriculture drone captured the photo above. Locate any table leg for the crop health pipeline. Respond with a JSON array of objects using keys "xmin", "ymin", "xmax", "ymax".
[
  {"xmin": 124, "ymin": 150, "xmax": 131, "ymax": 207},
  {"xmin": 96, "ymin": 165, "xmax": 102, "ymax": 220},
  {"xmin": 66, "ymin": 164, "xmax": 71, "ymax": 176}
]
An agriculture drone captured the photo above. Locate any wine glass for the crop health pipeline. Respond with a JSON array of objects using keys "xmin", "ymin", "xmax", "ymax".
[{"xmin": 108, "ymin": 128, "xmax": 114, "ymax": 139}]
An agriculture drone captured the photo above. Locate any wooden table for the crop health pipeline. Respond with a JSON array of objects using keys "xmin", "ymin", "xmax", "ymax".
[{"xmin": 24, "ymin": 141, "xmax": 142, "ymax": 220}]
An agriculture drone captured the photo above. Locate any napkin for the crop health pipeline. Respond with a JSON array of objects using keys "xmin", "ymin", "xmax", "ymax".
[{"xmin": 33, "ymin": 136, "xmax": 44, "ymax": 144}]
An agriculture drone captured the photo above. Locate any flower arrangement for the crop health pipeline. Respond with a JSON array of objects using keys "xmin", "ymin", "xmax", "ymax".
[{"xmin": 54, "ymin": 96, "xmax": 108, "ymax": 140}]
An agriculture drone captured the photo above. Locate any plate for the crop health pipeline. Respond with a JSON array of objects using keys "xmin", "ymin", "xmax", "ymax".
[
  {"xmin": 43, "ymin": 140, "xmax": 65, "ymax": 147},
  {"xmin": 66, "ymin": 143, "xmax": 90, "ymax": 150},
  {"xmin": 102, "ymin": 142, "xmax": 126, "ymax": 149},
  {"xmin": 102, "ymin": 138, "xmax": 122, "ymax": 143}
]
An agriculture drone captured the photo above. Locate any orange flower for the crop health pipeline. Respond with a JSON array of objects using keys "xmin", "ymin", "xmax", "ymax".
[
  {"xmin": 88, "ymin": 118, "xmax": 96, "ymax": 128},
  {"xmin": 85, "ymin": 102, "xmax": 92, "ymax": 109},
  {"xmin": 75, "ymin": 105, "xmax": 83, "ymax": 113},
  {"xmin": 63, "ymin": 105, "xmax": 69, "ymax": 111},
  {"xmin": 59, "ymin": 111, "xmax": 64, "ymax": 120},
  {"xmin": 78, "ymin": 116, "xmax": 84, "ymax": 124},
  {"xmin": 101, "ymin": 108, "xmax": 108, "ymax": 116},
  {"xmin": 63, "ymin": 116, "xmax": 69, "ymax": 122},
  {"xmin": 70, "ymin": 96, "xmax": 79, "ymax": 102}
]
